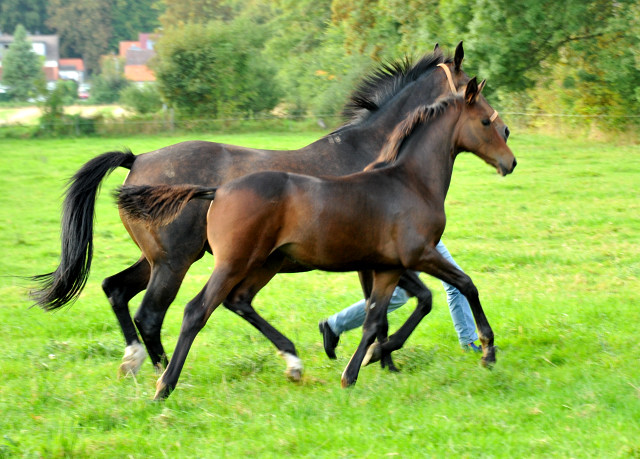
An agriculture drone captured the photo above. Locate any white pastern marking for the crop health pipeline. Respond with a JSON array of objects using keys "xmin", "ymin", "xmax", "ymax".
[
  {"xmin": 119, "ymin": 342, "xmax": 147, "ymax": 375},
  {"xmin": 278, "ymin": 351, "xmax": 303, "ymax": 373}
]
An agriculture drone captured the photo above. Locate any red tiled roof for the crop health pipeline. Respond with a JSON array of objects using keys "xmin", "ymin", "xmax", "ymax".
[
  {"xmin": 119, "ymin": 41, "xmax": 140, "ymax": 58},
  {"xmin": 124, "ymin": 65, "xmax": 155, "ymax": 82},
  {"xmin": 59, "ymin": 58, "xmax": 84, "ymax": 71}
]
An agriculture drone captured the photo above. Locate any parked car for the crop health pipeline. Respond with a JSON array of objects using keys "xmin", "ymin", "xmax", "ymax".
[{"xmin": 78, "ymin": 83, "xmax": 90, "ymax": 99}]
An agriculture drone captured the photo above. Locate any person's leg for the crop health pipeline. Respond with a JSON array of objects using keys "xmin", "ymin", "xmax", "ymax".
[
  {"xmin": 319, "ymin": 286, "xmax": 410, "ymax": 359},
  {"xmin": 327, "ymin": 286, "xmax": 410, "ymax": 335},
  {"xmin": 435, "ymin": 241, "xmax": 479, "ymax": 348}
]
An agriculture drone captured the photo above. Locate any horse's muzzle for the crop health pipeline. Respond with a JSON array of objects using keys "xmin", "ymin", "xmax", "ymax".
[{"xmin": 499, "ymin": 158, "xmax": 517, "ymax": 176}]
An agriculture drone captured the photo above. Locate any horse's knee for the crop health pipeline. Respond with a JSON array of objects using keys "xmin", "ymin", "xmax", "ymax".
[
  {"xmin": 180, "ymin": 298, "xmax": 213, "ymax": 334},
  {"xmin": 102, "ymin": 277, "xmax": 125, "ymax": 310}
]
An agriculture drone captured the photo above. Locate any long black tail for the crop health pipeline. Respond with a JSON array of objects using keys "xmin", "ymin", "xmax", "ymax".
[
  {"xmin": 31, "ymin": 150, "xmax": 136, "ymax": 310},
  {"xmin": 116, "ymin": 184, "xmax": 218, "ymax": 227}
]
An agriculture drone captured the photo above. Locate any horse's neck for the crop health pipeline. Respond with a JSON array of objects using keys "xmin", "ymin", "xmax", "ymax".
[
  {"xmin": 398, "ymin": 110, "xmax": 459, "ymax": 202},
  {"xmin": 300, "ymin": 78, "xmax": 445, "ymax": 170}
]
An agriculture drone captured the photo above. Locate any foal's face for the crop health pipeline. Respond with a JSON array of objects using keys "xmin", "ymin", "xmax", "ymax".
[{"xmin": 456, "ymin": 78, "xmax": 517, "ymax": 176}]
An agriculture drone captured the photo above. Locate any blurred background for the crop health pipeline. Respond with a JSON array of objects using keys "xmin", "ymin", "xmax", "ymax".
[{"xmin": 0, "ymin": 0, "xmax": 638, "ymax": 137}]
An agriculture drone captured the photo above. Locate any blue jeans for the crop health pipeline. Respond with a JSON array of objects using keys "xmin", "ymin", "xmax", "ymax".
[{"xmin": 326, "ymin": 241, "xmax": 478, "ymax": 346}]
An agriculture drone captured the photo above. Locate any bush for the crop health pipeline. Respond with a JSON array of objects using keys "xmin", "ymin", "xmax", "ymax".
[
  {"xmin": 90, "ymin": 74, "xmax": 129, "ymax": 104},
  {"xmin": 90, "ymin": 56, "xmax": 130, "ymax": 104},
  {"xmin": 153, "ymin": 19, "xmax": 282, "ymax": 118},
  {"xmin": 119, "ymin": 84, "xmax": 163, "ymax": 114}
]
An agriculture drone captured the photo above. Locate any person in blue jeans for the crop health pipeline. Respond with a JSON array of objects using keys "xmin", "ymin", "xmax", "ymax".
[{"xmin": 319, "ymin": 241, "xmax": 481, "ymax": 358}]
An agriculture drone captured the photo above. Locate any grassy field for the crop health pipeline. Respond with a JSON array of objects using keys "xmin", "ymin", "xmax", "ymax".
[{"xmin": 0, "ymin": 128, "xmax": 639, "ymax": 457}]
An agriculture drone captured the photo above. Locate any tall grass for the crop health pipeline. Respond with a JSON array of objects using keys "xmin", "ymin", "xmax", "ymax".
[{"xmin": 0, "ymin": 129, "xmax": 638, "ymax": 457}]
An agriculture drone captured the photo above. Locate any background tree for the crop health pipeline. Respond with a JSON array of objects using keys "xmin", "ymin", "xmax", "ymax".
[
  {"xmin": 1, "ymin": 24, "xmax": 46, "ymax": 101},
  {"xmin": 152, "ymin": 18, "xmax": 281, "ymax": 117},
  {"xmin": 0, "ymin": 0, "xmax": 51, "ymax": 34},
  {"xmin": 90, "ymin": 55, "xmax": 130, "ymax": 103},
  {"xmin": 159, "ymin": 0, "xmax": 235, "ymax": 27},
  {"xmin": 262, "ymin": 0, "xmax": 333, "ymax": 115},
  {"xmin": 46, "ymin": 0, "xmax": 113, "ymax": 75},
  {"xmin": 110, "ymin": 0, "xmax": 162, "ymax": 50}
]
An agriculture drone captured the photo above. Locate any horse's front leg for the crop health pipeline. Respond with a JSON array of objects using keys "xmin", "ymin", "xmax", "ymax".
[
  {"xmin": 341, "ymin": 270, "xmax": 402, "ymax": 387},
  {"xmin": 418, "ymin": 247, "xmax": 496, "ymax": 367},
  {"xmin": 362, "ymin": 271, "xmax": 434, "ymax": 367}
]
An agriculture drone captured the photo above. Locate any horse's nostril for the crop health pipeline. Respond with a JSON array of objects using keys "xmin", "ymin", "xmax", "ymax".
[
  {"xmin": 512, "ymin": 158, "xmax": 517, "ymax": 171},
  {"xmin": 504, "ymin": 126, "xmax": 510, "ymax": 141}
]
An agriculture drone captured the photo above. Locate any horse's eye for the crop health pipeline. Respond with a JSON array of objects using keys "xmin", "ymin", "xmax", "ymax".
[{"xmin": 482, "ymin": 119, "xmax": 491, "ymax": 126}]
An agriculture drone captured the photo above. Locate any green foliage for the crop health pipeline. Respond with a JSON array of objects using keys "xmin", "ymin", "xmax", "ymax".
[
  {"xmin": 1, "ymin": 24, "xmax": 46, "ymax": 101},
  {"xmin": 38, "ymin": 82, "xmax": 98, "ymax": 136},
  {"xmin": 153, "ymin": 18, "xmax": 281, "ymax": 118},
  {"xmin": 46, "ymin": 0, "xmax": 116, "ymax": 75},
  {"xmin": 109, "ymin": 0, "xmax": 161, "ymax": 50},
  {"xmin": 159, "ymin": 0, "xmax": 235, "ymax": 26},
  {"xmin": 0, "ymin": 0, "xmax": 51, "ymax": 35},
  {"xmin": 119, "ymin": 84, "xmax": 163, "ymax": 114},
  {"xmin": 90, "ymin": 56, "xmax": 130, "ymax": 104}
]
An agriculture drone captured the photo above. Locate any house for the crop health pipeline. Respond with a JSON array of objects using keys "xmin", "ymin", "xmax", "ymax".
[
  {"xmin": 0, "ymin": 31, "xmax": 155, "ymax": 87},
  {"xmin": 119, "ymin": 33, "xmax": 157, "ymax": 83},
  {"xmin": 58, "ymin": 58, "xmax": 85, "ymax": 84},
  {"xmin": 0, "ymin": 34, "xmax": 60, "ymax": 82}
]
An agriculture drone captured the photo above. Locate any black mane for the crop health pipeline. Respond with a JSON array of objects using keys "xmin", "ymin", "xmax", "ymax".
[{"xmin": 340, "ymin": 52, "xmax": 453, "ymax": 126}]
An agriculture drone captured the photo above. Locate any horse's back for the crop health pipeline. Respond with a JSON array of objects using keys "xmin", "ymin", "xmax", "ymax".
[
  {"xmin": 124, "ymin": 140, "xmax": 282, "ymax": 187},
  {"xmin": 212, "ymin": 170, "xmax": 400, "ymax": 270}
]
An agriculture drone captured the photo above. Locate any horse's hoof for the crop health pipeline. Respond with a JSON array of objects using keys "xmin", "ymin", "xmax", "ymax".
[
  {"xmin": 362, "ymin": 342, "xmax": 382, "ymax": 367},
  {"xmin": 119, "ymin": 362, "xmax": 138, "ymax": 377},
  {"xmin": 279, "ymin": 351, "xmax": 303, "ymax": 382},
  {"xmin": 481, "ymin": 346, "xmax": 497, "ymax": 369},
  {"xmin": 118, "ymin": 343, "xmax": 147, "ymax": 377},
  {"xmin": 286, "ymin": 368, "xmax": 303, "ymax": 382},
  {"xmin": 340, "ymin": 374, "xmax": 356, "ymax": 388},
  {"xmin": 385, "ymin": 361, "xmax": 400, "ymax": 373},
  {"xmin": 340, "ymin": 366, "xmax": 358, "ymax": 388},
  {"xmin": 154, "ymin": 377, "xmax": 172, "ymax": 400}
]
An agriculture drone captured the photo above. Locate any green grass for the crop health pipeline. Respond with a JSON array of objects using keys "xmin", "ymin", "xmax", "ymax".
[{"xmin": 0, "ymin": 129, "xmax": 639, "ymax": 457}]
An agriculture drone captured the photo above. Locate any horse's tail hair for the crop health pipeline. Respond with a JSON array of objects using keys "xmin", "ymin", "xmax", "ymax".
[
  {"xmin": 31, "ymin": 150, "xmax": 136, "ymax": 311},
  {"xmin": 116, "ymin": 184, "xmax": 218, "ymax": 227}
]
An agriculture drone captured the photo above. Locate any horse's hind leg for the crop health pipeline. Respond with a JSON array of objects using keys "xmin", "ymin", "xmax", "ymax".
[
  {"xmin": 134, "ymin": 262, "xmax": 192, "ymax": 373},
  {"xmin": 155, "ymin": 264, "xmax": 240, "ymax": 400},
  {"xmin": 101, "ymin": 256, "xmax": 151, "ymax": 376},
  {"xmin": 223, "ymin": 254, "xmax": 302, "ymax": 381}
]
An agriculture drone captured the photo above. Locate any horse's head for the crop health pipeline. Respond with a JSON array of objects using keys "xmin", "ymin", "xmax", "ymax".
[
  {"xmin": 455, "ymin": 77, "xmax": 517, "ymax": 176},
  {"xmin": 412, "ymin": 41, "xmax": 473, "ymax": 113},
  {"xmin": 432, "ymin": 42, "xmax": 510, "ymax": 144}
]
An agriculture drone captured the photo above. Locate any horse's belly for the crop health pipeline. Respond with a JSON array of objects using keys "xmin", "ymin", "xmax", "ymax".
[{"xmin": 280, "ymin": 238, "xmax": 400, "ymax": 273}]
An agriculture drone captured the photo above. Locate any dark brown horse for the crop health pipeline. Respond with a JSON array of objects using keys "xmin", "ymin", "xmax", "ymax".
[
  {"xmin": 117, "ymin": 77, "xmax": 517, "ymax": 399},
  {"xmin": 31, "ymin": 43, "xmax": 504, "ymax": 377}
]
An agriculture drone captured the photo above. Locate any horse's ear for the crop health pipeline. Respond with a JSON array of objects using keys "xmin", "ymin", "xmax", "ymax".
[
  {"xmin": 465, "ymin": 77, "xmax": 479, "ymax": 104},
  {"xmin": 454, "ymin": 41, "xmax": 464, "ymax": 71},
  {"xmin": 434, "ymin": 43, "xmax": 440, "ymax": 53},
  {"xmin": 478, "ymin": 79, "xmax": 486, "ymax": 94}
]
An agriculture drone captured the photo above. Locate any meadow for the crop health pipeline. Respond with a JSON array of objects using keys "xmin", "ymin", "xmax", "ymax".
[{"xmin": 0, "ymin": 128, "xmax": 638, "ymax": 457}]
